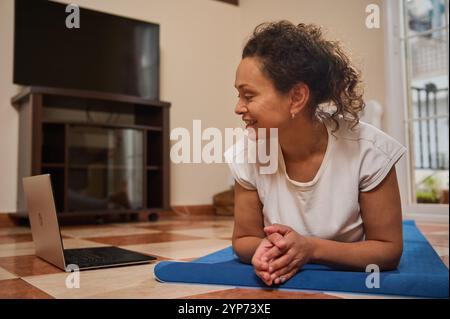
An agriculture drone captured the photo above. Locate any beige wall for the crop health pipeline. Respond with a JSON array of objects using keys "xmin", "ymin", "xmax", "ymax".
[
  {"xmin": 0, "ymin": 0, "xmax": 21, "ymax": 213},
  {"xmin": 0, "ymin": 0, "xmax": 386, "ymax": 212}
]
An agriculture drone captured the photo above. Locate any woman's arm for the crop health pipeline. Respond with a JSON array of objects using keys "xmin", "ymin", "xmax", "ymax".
[
  {"xmin": 232, "ymin": 182, "xmax": 266, "ymax": 264},
  {"xmin": 263, "ymin": 167, "xmax": 404, "ymax": 284},
  {"xmin": 309, "ymin": 166, "xmax": 403, "ymax": 271}
]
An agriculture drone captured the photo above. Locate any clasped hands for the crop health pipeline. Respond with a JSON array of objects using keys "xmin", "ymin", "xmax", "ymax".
[{"xmin": 251, "ymin": 224, "xmax": 314, "ymax": 286}]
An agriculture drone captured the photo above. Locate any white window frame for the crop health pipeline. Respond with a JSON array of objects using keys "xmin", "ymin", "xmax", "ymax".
[{"xmin": 383, "ymin": 0, "xmax": 449, "ymax": 220}]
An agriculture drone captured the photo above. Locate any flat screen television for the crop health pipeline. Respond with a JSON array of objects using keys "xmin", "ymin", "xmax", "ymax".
[{"xmin": 14, "ymin": 0, "xmax": 160, "ymax": 99}]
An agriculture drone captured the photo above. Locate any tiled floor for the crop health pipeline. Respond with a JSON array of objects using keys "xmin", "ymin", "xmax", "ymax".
[{"xmin": 0, "ymin": 213, "xmax": 448, "ymax": 299}]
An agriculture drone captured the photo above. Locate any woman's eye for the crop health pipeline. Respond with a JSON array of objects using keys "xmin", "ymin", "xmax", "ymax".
[{"xmin": 237, "ymin": 94, "xmax": 253, "ymax": 100}]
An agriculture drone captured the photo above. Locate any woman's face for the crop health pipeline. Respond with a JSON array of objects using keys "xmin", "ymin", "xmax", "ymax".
[{"xmin": 234, "ymin": 57, "xmax": 292, "ymax": 138}]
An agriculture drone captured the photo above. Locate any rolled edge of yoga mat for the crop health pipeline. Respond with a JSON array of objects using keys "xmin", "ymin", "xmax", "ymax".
[
  {"xmin": 154, "ymin": 261, "xmax": 267, "ymax": 288},
  {"xmin": 154, "ymin": 260, "xmax": 449, "ymax": 298}
]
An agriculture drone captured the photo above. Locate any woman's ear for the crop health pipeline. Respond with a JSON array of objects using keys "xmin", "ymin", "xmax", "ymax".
[{"xmin": 289, "ymin": 83, "xmax": 310, "ymax": 118}]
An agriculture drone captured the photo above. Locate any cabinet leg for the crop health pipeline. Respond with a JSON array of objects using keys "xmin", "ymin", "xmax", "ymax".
[
  {"xmin": 119, "ymin": 213, "xmax": 129, "ymax": 223},
  {"xmin": 95, "ymin": 216, "xmax": 105, "ymax": 225},
  {"xmin": 148, "ymin": 212, "xmax": 159, "ymax": 222},
  {"xmin": 17, "ymin": 217, "xmax": 30, "ymax": 227}
]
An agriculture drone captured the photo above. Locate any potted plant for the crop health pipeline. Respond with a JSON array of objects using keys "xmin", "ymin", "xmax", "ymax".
[{"xmin": 416, "ymin": 175, "xmax": 441, "ymax": 204}]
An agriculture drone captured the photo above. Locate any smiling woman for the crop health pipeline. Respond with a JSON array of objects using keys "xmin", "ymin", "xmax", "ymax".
[{"xmin": 228, "ymin": 21, "xmax": 407, "ymax": 286}]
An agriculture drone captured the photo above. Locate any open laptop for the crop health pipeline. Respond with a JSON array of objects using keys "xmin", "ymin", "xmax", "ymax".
[{"xmin": 22, "ymin": 174, "xmax": 156, "ymax": 271}]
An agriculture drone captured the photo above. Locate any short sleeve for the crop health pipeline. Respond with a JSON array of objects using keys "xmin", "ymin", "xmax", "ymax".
[
  {"xmin": 224, "ymin": 138, "xmax": 257, "ymax": 191},
  {"xmin": 359, "ymin": 130, "xmax": 407, "ymax": 192}
]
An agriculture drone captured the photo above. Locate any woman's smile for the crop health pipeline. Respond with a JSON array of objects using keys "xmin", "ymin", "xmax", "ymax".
[{"xmin": 243, "ymin": 118, "xmax": 257, "ymax": 129}]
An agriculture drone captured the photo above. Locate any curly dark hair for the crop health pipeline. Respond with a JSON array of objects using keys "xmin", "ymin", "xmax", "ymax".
[{"xmin": 242, "ymin": 20, "xmax": 365, "ymax": 131}]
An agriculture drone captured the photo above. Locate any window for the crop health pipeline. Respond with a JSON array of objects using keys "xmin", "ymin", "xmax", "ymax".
[{"xmin": 403, "ymin": 0, "xmax": 449, "ymax": 206}]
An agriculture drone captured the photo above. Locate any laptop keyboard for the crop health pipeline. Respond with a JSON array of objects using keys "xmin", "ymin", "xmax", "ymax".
[{"xmin": 64, "ymin": 246, "xmax": 156, "ymax": 269}]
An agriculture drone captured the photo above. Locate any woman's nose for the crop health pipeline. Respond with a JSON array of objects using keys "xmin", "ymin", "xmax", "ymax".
[{"xmin": 235, "ymin": 100, "xmax": 248, "ymax": 115}]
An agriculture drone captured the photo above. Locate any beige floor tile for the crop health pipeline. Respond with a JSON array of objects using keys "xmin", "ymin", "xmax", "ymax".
[
  {"xmin": 209, "ymin": 219, "xmax": 234, "ymax": 226},
  {"xmin": 23, "ymin": 263, "xmax": 231, "ymax": 299},
  {"xmin": 61, "ymin": 226, "xmax": 161, "ymax": 238},
  {"xmin": 0, "ymin": 241, "xmax": 36, "ymax": 258},
  {"xmin": 0, "ymin": 266, "xmax": 18, "ymax": 280},
  {"xmin": 324, "ymin": 291, "xmax": 414, "ymax": 299},
  {"xmin": 167, "ymin": 227, "xmax": 233, "ymax": 238},
  {"xmin": 432, "ymin": 245, "xmax": 449, "ymax": 257},
  {"xmin": 110, "ymin": 220, "xmax": 188, "ymax": 228},
  {"xmin": 121, "ymin": 238, "xmax": 231, "ymax": 260},
  {"xmin": 184, "ymin": 287, "xmax": 339, "ymax": 299},
  {"xmin": 431, "ymin": 231, "xmax": 449, "ymax": 236},
  {"xmin": 0, "ymin": 239, "xmax": 111, "ymax": 258},
  {"xmin": 163, "ymin": 217, "xmax": 233, "ymax": 225},
  {"xmin": 196, "ymin": 221, "xmax": 234, "ymax": 229},
  {"xmin": 416, "ymin": 222, "xmax": 449, "ymax": 228}
]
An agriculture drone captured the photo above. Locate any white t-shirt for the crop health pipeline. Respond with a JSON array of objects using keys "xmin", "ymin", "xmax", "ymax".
[{"xmin": 224, "ymin": 118, "xmax": 407, "ymax": 243}]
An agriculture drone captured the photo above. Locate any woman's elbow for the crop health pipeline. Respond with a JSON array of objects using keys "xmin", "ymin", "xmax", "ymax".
[
  {"xmin": 232, "ymin": 245, "xmax": 252, "ymax": 264},
  {"xmin": 232, "ymin": 236, "xmax": 257, "ymax": 264},
  {"xmin": 381, "ymin": 244, "xmax": 403, "ymax": 271}
]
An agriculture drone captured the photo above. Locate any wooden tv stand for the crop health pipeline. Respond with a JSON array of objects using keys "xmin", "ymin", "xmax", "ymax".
[{"xmin": 12, "ymin": 86, "xmax": 170, "ymax": 224}]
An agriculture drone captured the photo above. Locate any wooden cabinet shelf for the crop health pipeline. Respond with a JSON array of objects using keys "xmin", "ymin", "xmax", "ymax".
[
  {"xmin": 42, "ymin": 163, "xmax": 66, "ymax": 168},
  {"xmin": 13, "ymin": 86, "xmax": 170, "ymax": 220},
  {"xmin": 42, "ymin": 119, "xmax": 164, "ymax": 132}
]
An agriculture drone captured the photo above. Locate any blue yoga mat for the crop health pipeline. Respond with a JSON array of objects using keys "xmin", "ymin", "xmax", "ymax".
[{"xmin": 154, "ymin": 220, "xmax": 449, "ymax": 298}]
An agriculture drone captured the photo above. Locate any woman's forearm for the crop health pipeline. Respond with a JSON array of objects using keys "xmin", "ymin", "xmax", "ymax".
[
  {"xmin": 232, "ymin": 236, "xmax": 263, "ymax": 264},
  {"xmin": 308, "ymin": 237, "xmax": 403, "ymax": 271}
]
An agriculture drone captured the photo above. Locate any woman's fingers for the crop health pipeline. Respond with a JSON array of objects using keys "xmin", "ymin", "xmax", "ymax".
[
  {"xmin": 265, "ymin": 232, "xmax": 287, "ymax": 250},
  {"xmin": 252, "ymin": 253, "xmax": 269, "ymax": 271},
  {"xmin": 261, "ymin": 244, "xmax": 283, "ymax": 263},
  {"xmin": 252, "ymin": 242, "xmax": 270, "ymax": 260},
  {"xmin": 261, "ymin": 232, "xmax": 290, "ymax": 262},
  {"xmin": 264, "ymin": 224, "xmax": 291, "ymax": 236},
  {"xmin": 252, "ymin": 259, "xmax": 266, "ymax": 271},
  {"xmin": 273, "ymin": 266, "xmax": 299, "ymax": 285},
  {"xmin": 267, "ymin": 251, "xmax": 293, "ymax": 274},
  {"xmin": 255, "ymin": 269, "xmax": 273, "ymax": 286},
  {"xmin": 271, "ymin": 262, "xmax": 295, "ymax": 284},
  {"xmin": 252, "ymin": 253, "xmax": 272, "ymax": 285},
  {"xmin": 271, "ymin": 259, "xmax": 301, "ymax": 285},
  {"xmin": 251, "ymin": 239, "xmax": 274, "ymax": 271}
]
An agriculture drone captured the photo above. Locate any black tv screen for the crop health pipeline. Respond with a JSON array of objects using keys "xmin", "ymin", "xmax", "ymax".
[{"xmin": 14, "ymin": 0, "xmax": 160, "ymax": 99}]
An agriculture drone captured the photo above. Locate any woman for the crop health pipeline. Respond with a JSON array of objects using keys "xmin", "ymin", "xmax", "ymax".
[{"xmin": 225, "ymin": 21, "xmax": 406, "ymax": 286}]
